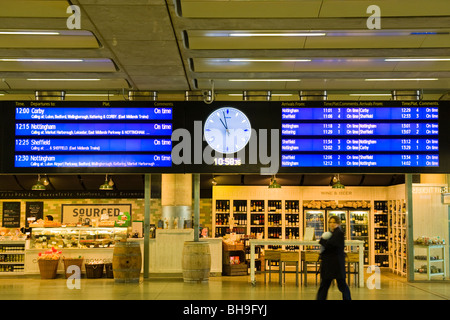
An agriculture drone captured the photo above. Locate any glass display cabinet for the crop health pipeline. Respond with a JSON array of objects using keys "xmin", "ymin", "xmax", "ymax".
[{"xmin": 30, "ymin": 227, "xmax": 127, "ymax": 249}]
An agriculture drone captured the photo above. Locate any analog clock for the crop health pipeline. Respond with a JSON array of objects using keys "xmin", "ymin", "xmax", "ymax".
[{"xmin": 204, "ymin": 107, "xmax": 252, "ymax": 154}]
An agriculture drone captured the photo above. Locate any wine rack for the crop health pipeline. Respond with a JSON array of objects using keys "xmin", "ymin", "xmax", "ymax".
[
  {"xmin": 388, "ymin": 199, "xmax": 407, "ymax": 276},
  {"xmin": 267, "ymin": 200, "xmax": 282, "ymax": 249},
  {"xmin": 214, "ymin": 200, "xmax": 230, "ymax": 237},
  {"xmin": 285, "ymin": 200, "xmax": 300, "ymax": 250},
  {"xmin": 232, "ymin": 200, "xmax": 248, "ymax": 235},
  {"xmin": 373, "ymin": 201, "xmax": 389, "ymax": 267}
]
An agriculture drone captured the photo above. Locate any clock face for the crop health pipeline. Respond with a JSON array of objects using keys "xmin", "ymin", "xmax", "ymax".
[{"xmin": 204, "ymin": 107, "xmax": 252, "ymax": 154}]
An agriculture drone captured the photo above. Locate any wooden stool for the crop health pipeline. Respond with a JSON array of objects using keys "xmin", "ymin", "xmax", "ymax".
[
  {"xmin": 345, "ymin": 252, "xmax": 359, "ymax": 287},
  {"xmin": 301, "ymin": 251, "xmax": 320, "ymax": 286},
  {"xmin": 263, "ymin": 250, "xmax": 281, "ymax": 285},
  {"xmin": 280, "ymin": 251, "xmax": 299, "ymax": 286}
]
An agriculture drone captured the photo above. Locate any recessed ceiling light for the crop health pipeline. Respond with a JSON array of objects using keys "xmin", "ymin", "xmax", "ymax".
[
  {"xmin": 229, "ymin": 32, "xmax": 326, "ymax": 37},
  {"xmin": 349, "ymin": 93, "xmax": 392, "ymax": 96},
  {"xmin": 65, "ymin": 93, "xmax": 114, "ymax": 97},
  {"xmin": 27, "ymin": 78, "xmax": 101, "ymax": 81},
  {"xmin": 364, "ymin": 78, "xmax": 439, "ymax": 81},
  {"xmin": 384, "ymin": 58, "xmax": 450, "ymax": 62},
  {"xmin": 229, "ymin": 58, "xmax": 311, "ymax": 62},
  {"xmin": 0, "ymin": 58, "xmax": 84, "ymax": 62},
  {"xmin": 0, "ymin": 31, "xmax": 60, "ymax": 35},
  {"xmin": 229, "ymin": 79, "xmax": 300, "ymax": 82}
]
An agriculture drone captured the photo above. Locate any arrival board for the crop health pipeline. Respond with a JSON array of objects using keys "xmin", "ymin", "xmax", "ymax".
[{"xmin": 281, "ymin": 103, "xmax": 439, "ymax": 168}]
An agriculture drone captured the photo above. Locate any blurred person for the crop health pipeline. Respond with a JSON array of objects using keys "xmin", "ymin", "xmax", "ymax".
[{"xmin": 316, "ymin": 215, "xmax": 351, "ymax": 300}]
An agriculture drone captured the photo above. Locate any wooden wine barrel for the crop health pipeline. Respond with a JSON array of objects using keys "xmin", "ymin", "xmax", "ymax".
[
  {"xmin": 182, "ymin": 241, "xmax": 211, "ymax": 283},
  {"xmin": 113, "ymin": 241, "xmax": 142, "ymax": 283}
]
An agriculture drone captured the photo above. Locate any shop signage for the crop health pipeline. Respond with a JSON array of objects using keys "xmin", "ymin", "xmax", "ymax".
[
  {"xmin": 2, "ymin": 202, "xmax": 21, "ymax": 228},
  {"xmin": 0, "ymin": 190, "xmax": 144, "ymax": 199},
  {"xmin": 61, "ymin": 204, "xmax": 131, "ymax": 224}
]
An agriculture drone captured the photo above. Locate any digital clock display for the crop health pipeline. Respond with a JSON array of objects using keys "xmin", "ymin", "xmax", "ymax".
[{"xmin": 280, "ymin": 102, "xmax": 440, "ymax": 168}]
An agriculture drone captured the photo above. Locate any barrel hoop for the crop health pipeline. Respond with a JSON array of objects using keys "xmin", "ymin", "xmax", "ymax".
[
  {"xmin": 113, "ymin": 268, "xmax": 141, "ymax": 272},
  {"xmin": 113, "ymin": 253, "xmax": 141, "ymax": 257}
]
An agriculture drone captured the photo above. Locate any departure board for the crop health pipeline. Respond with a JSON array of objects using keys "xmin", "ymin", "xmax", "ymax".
[
  {"xmin": 280, "ymin": 102, "xmax": 440, "ymax": 168},
  {"xmin": 13, "ymin": 105, "xmax": 173, "ymax": 169}
]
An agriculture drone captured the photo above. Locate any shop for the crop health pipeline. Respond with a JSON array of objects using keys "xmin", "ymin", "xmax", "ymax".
[{"xmin": 0, "ymin": 173, "xmax": 448, "ymax": 284}]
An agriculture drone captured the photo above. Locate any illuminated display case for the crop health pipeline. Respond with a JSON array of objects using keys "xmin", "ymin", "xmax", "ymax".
[{"xmin": 30, "ymin": 227, "xmax": 127, "ymax": 249}]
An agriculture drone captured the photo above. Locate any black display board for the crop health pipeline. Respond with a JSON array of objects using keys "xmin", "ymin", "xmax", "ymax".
[
  {"xmin": 25, "ymin": 201, "xmax": 43, "ymax": 227},
  {"xmin": 1, "ymin": 100, "xmax": 449, "ymax": 174},
  {"xmin": 2, "ymin": 202, "xmax": 21, "ymax": 228}
]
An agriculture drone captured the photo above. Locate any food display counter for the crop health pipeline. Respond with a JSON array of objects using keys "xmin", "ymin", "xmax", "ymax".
[
  {"xmin": 25, "ymin": 227, "xmax": 129, "ymax": 274},
  {"xmin": 23, "ymin": 227, "xmax": 222, "ymax": 276},
  {"xmin": 30, "ymin": 227, "xmax": 127, "ymax": 249}
]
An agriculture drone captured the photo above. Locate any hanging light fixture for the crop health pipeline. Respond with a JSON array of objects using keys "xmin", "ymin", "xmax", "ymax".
[
  {"xmin": 41, "ymin": 175, "xmax": 50, "ymax": 186},
  {"xmin": 211, "ymin": 175, "xmax": 218, "ymax": 186},
  {"xmin": 31, "ymin": 174, "xmax": 46, "ymax": 191},
  {"xmin": 268, "ymin": 175, "xmax": 281, "ymax": 189},
  {"xmin": 99, "ymin": 174, "xmax": 114, "ymax": 190},
  {"xmin": 331, "ymin": 174, "xmax": 345, "ymax": 189}
]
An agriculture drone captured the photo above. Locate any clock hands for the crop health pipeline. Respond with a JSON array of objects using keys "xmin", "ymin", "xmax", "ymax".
[{"xmin": 220, "ymin": 112, "xmax": 230, "ymax": 136}]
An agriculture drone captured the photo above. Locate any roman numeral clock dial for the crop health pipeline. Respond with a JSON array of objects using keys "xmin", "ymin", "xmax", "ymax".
[{"xmin": 204, "ymin": 107, "xmax": 252, "ymax": 154}]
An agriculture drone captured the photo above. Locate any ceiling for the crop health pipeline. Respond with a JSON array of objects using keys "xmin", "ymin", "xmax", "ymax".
[{"xmin": 0, "ymin": 0, "xmax": 448, "ymax": 101}]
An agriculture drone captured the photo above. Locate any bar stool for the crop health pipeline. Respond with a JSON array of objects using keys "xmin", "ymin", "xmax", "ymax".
[
  {"xmin": 301, "ymin": 251, "xmax": 320, "ymax": 286},
  {"xmin": 263, "ymin": 250, "xmax": 281, "ymax": 285},
  {"xmin": 345, "ymin": 252, "xmax": 359, "ymax": 287},
  {"xmin": 280, "ymin": 251, "xmax": 299, "ymax": 286}
]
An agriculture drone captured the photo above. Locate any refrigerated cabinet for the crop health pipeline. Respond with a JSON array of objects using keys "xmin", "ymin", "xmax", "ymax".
[
  {"xmin": 349, "ymin": 210, "xmax": 370, "ymax": 264},
  {"xmin": 304, "ymin": 210, "xmax": 325, "ymax": 249},
  {"xmin": 326, "ymin": 210, "xmax": 347, "ymax": 237}
]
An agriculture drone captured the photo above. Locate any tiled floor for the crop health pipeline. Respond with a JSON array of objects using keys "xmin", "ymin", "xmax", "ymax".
[{"xmin": 0, "ymin": 270, "xmax": 448, "ymax": 301}]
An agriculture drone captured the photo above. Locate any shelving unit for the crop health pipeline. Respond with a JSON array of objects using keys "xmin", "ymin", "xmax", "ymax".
[
  {"xmin": 222, "ymin": 243, "xmax": 247, "ymax": 276},
  {"xmin": 388, "ymin": 199, "xmax": 407, "ymax": 276},
  {"xmin": 414, "ymin": 244, "xmax": 447, "ymax": 280},
  {"xmin": 0, "ymin": 241, "xmax": 26, "ymax": 274},
  {"xmin": 373, "ymin": 201, "xmax": 389, "ymax": 268},
  {"xmin": 214, "ymin": 200, "xmax": 230, "ymax": 237}
]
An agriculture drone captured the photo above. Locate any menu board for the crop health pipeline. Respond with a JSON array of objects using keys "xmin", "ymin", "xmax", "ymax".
[
  {"xmin": 281, "ymin": 102, "xmax": 440, "ymax": 168},
  {"xmin": 25, "ymin": 201, "xmax": 43, "ymax": 227},
  {"xmin": 13, "ymin": 105, "xmax": 173, "ymax": 169},
  {"xmin": 2, "ymin": 202, "xmax": 21, "ymax": 228}
]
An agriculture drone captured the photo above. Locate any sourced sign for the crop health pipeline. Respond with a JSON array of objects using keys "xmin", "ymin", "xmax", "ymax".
[
  {"xmin": 61, "ymin": 204, "xmax": 131, "ymax": 225},
  {"xmin": 0, "ymin": 100, "xmax": 449, "ymax": 174},
  {"xmin": 2, "ymin": 202, "xmax": 21, "ymax": 228}
]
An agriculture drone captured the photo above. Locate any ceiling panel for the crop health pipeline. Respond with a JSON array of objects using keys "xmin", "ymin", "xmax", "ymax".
[
  {"xmin": 180, "ymin": 0, "xmax": 322, "ymax": 18},
  {"xmin": 193, "ymin": 57, "xmax": 450, "ymax": 73},
  {"xmin": 180, "ymin": 0, "xmax": 450, "ymax": 18},
  {"xmin": 0, "ymin": 58, "xmax": 117, "ymax": 72},
  {"xmin": 5, "ymin": 78, "xmax": 130, "ymax": 90},
  {"xmin": 0, "ymin": 175, "xmax": 23, "ymax": 191},
  {"xmin": 0, "ymin": 0, "xmax": 447, "ymax": 103},
  {"xmin": 0, "ymin": 1, "xmax": 70, "ymax": 18},
  {"xmin": 48, "ymin": 175, "xmax": 84, "ymax": 190},
  {"xmin": 186, "ymin": 30, "xmax": 450, "ymax": 50},
  {"xmin": 320, "ymin": 0, "xmax": 450, "ymax": 18},
  {"xmin": 195, "ymin": 78, "xmax": 450, "ymax": 91},
  {"xmin": 0, "ymin": 30, "xmax": 101, "ymax": 49}
]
